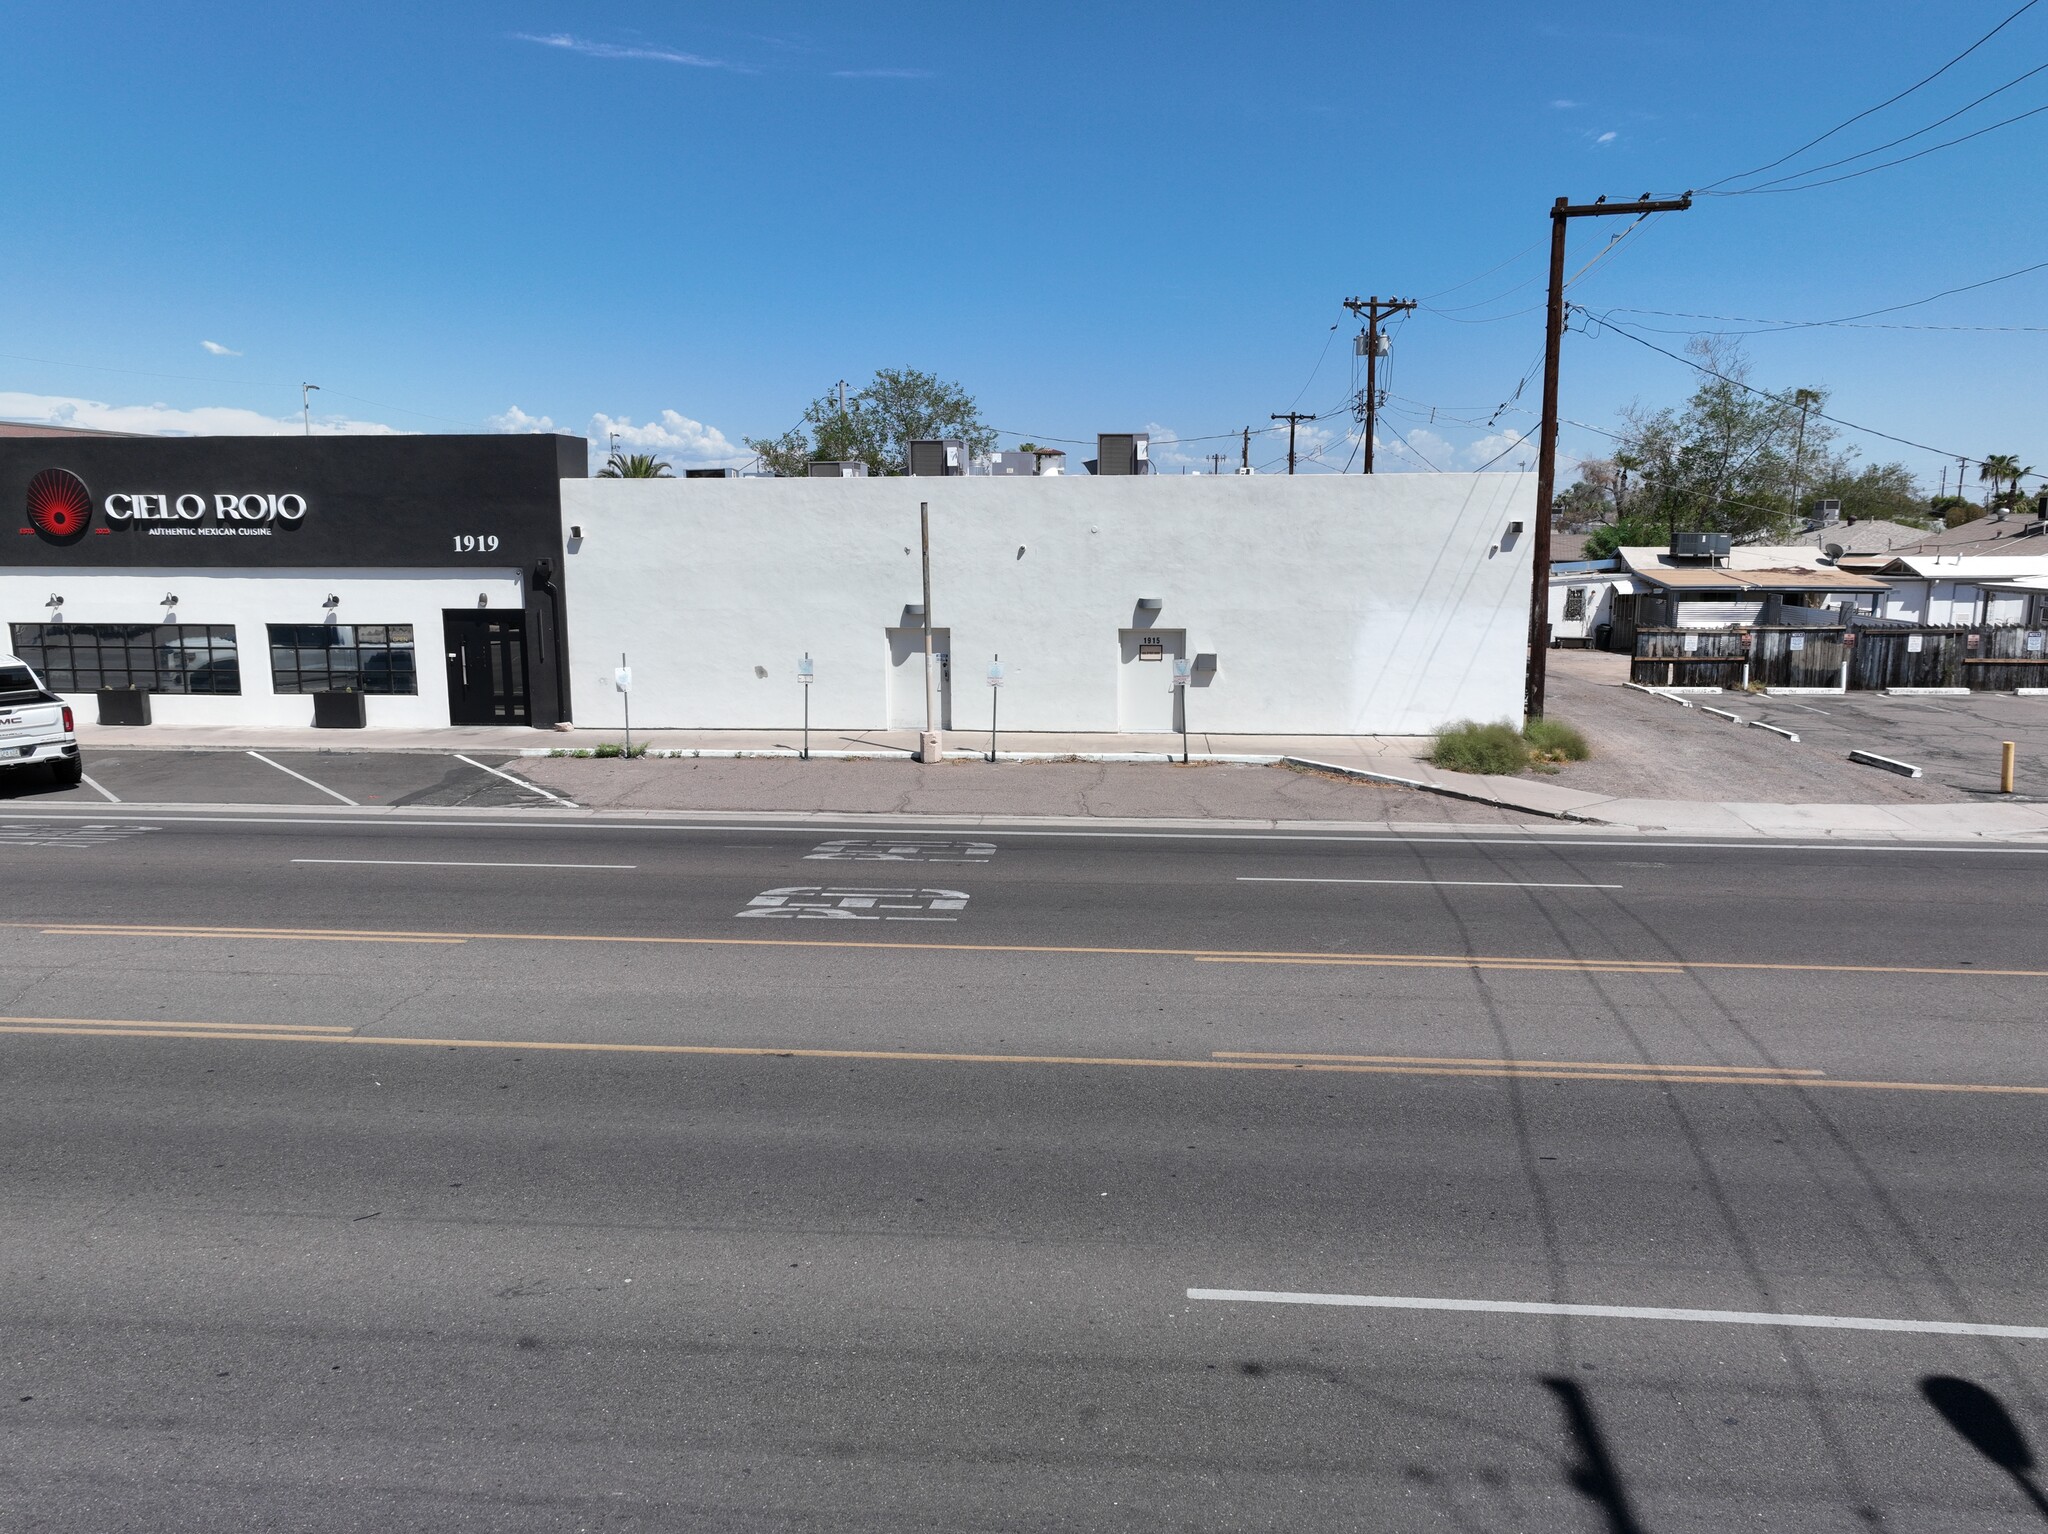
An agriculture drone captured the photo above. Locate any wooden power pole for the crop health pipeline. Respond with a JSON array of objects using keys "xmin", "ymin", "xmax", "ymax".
[
  {"xmin": 1341, "ymin": 295, "xmax": 1416, "ymax": 473},
  {"xmin": 1271, "ymin": 412, "xmax": 1314, "ymax": 476},
  {"xmin": 1527, "ymin": 192, "xmax": 1692, "ymax": 721}
]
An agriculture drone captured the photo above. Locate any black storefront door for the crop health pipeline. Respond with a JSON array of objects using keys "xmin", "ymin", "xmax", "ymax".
[{"xmin": 443, "ymin": 611, "xmax": 530, "ymax": 725}]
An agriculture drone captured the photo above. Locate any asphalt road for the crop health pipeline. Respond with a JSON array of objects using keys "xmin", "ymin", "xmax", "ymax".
[{"xmin": 4, "ymin": 807, "xmax": 2048, "ymax": 1530}]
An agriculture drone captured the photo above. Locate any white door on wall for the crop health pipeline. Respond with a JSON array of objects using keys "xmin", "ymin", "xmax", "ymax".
[
  {"xmin": 1117, "ymin": 628, "xmax": 1184, "ymax": 732},
  {"xmin": 887, "ymin": 627, "xmax": 951, "ymax": 730}
]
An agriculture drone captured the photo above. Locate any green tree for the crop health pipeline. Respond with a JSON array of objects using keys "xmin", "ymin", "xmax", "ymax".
[
  {"xmin": 1802, "ymin": 460, "xmax": 1928, "ymax": 526},
  {"xmin": 745, "ymin": 368, "xmax": 996, "ymax": 477},
  {"xmin": 597, "ymin": 451, "xmax": 674, "ymax": 479}
]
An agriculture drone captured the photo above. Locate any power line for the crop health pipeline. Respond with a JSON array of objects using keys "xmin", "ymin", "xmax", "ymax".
[
  {"xmin": 1587, "ymin": 253, "xmax": 2048, "ymax": 331},
  {"xmin": 1700, "ymin": 0, "xmax": 2043, "ymax": 191},
  {"xmin": 1730, "ymin": 60, "xmax": 2048, "ymax": 195},
  {"xmin": 1712, "ymin": 98, "xmax": 2048, "ymax": 196},
  {"xmin": 1578, "ymin": 307, "xmax": 2047, "ymax": 484}
]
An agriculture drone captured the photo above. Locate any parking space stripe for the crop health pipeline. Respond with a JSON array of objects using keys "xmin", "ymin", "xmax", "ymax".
[
  {"xmin": 245, "ymin": 750, "xmax": 357, "ymax": 805},
  {"xmin": 1238, "ymin": 876, "xmax": 1622, "ymax": 890},
  {"xmin": 453, "ymin": 753, "xmax": 579, "ymax": 808},
  {"xmin": 79, "ymin": 773, "xmax": 119, "ymax": 803},
  {"xmin": 291, "ymin": 858, "xmax": 635, "ymax": 870}
]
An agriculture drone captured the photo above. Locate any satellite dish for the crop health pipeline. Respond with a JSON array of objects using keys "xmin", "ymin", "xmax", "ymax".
[{"xmin": 1823, "ymin": 541, "xmax": 1845, "ymax": 560}]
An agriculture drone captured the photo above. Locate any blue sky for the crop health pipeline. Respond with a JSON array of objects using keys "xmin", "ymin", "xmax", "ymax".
[{"xmin": 3, "ymin": 1, "xmax": 2042, "ymax": 489}]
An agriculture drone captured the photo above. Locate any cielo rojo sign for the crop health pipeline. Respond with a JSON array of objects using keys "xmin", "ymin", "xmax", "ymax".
[{"xmin": 23, "ymin": 467, "xmax": 311, "ymax": 543}]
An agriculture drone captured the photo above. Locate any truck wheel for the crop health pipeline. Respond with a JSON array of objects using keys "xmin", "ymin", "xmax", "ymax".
[{"xmin": 51, "ymin": 757, "xmax": 82, "ymax": 787}]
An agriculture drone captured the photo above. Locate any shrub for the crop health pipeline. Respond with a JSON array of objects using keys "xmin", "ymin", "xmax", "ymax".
[
  {"xmin": 1523, "ymin": 716, "xmax": 1591, "ymax": 762},
  {"xmin": 1428, "ymin": 717, "xmax": 1593, "ymax": 775},
  {"xmin": 1429, "ymin": 720, "xmax": 1532, "ymax": 776}
]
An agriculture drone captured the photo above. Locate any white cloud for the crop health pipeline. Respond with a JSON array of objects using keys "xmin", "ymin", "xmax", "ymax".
[
  {"xmin": 513, "ymin": 32, "xmax": 742, "ymax": 69},
  {"xmin": 831, "ymin": 68, "xmax": 932, "ymax": 79},
  {"xmin": 489, "ymin": 404, "xmax": 556, "ymax": 433},
  {"xmin": 200, "ymin": 340, "xmax": 241, "ymax": 356},
  {"xmin": 0, "ymin": 389, "xmax": 397, "ymax": 437},
  {"xmin": 588, "ymin": 409, "xmax": 744, "ymax": 469},
  {"xmin": 1594, "ymin": 130, "xmax": 1618, "ymax": 145},
  {"xmin": 1550, "ymin": 99, "xmax": 1580, "ymax": 109},
  {"xmin": 1461, "ymin": 427, "xmax": 1533, "ymax": 469}
]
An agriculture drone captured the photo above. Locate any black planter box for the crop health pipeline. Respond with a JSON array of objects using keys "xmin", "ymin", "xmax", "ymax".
[
  {"xmin": 96, "ymin": 688, "xmax": 151, "ymax": 727},
  {"xmin": 312, "ymin": 691, "xmax": 366, "ymax": 729}
]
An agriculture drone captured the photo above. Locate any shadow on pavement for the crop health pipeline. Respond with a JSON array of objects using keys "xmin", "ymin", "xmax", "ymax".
[
  {"xmin": 1544, "ymin": 1376, "xmax": 1648, "ymax": 1534},
  {"xmin": 1921, "ymin": 1375, "xmax": 2048, "ymax": 1520}
]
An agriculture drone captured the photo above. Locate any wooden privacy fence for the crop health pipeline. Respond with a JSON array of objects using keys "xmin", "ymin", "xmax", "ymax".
[
  {"xmin": 1631, "ymin": 624, "xmax": 2048, "ymax": 690},
  {"xmin": 1629, "ymin": 627, "xmax": 1847, "ymax": 689}
]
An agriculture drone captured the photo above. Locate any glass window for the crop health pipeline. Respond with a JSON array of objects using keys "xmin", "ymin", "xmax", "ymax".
[
  {"xmin": 266, "ymin": 624, "xmax": 417, "ymax": 694},
  {"xmin": 9, "ymin": 624, "xmax": 240, "ymax": 694}
]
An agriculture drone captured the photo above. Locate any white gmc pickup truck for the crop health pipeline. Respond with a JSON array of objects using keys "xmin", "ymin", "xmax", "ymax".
[{"xmin": 0, "ymin": 655, "xmax": 82, "ymax": 787}]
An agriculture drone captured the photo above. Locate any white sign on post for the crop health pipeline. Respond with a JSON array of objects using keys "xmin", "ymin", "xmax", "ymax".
[
  {"xmin": 1907, "ymin": 635, "xmax": 1924, "ymax": 654},
  {"xmin": 614, "ymin": 666, "xmax": 633, "ymax": 692},
  {"xmin": 2029, "ymin": 631, "xmax": 2045, "ymax": 654},
  {"xmin": 1789, "ymin": 634, "xmax": 1805, "ymax": 651},
  {"xmin": 797, "ymin": 654, "xmax": 814, "ymax": 684},
  {"xmin": 1173, "ymin": 657, "xmax": 1192, "ymax": 685},
  {"xmin": 987, "ymin": 660, "xmax": 1004, "ymax": 689}
]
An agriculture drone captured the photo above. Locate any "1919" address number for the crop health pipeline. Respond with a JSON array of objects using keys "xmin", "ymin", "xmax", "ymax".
[{"xmin": 453, "ymin": 535, "xmax": 501, "ymax": 553}]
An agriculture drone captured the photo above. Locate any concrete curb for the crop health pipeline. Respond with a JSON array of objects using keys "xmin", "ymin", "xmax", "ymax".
[
  {"xmin": 1624, "ymin": 683, "xmax": 1694, "ymax": 709},
  {"xmin": 514, "ymin": 746, "xmax": 1287, "ymax": 765},
  {"xmin": 1280, "ymin": 756, "xmax": 1595, "ymax": 822},
  {"xmin": 1849, "ymin": 749, "xmax": 1924, "ymax": 778}
]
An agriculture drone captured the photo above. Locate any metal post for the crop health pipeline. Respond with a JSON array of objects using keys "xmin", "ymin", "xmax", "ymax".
[
  {"xmin": 2002, "ymin": 740, "xmax": 2017, "ymax": 794},
  {"xmin": 919, "ymin": 501, "xmax": 941, "ymax": 763},
  {"xmin": 987, "ymin": 654, "xmax": 1000, "ymax": 763},
  {"xmin": 1175, "ymin": 656, "xmax": 1191, "ymax": 764},
  {"xmin": 799, "ymin": 652, "xmax": 812, "ymax": 761},
  {"xmin": 620, "ymin": 651, "xmax": 631, "ymax": 757}
]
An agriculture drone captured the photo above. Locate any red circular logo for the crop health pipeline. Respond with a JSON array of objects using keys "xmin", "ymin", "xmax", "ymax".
[{"xmin": 25, "ymin": 468, "xmax": 92, "ymax": 541}]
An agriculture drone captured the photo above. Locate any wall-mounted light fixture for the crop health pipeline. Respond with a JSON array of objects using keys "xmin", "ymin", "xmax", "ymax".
[
  {"xmin": 1505, "ymin": 521, "xmax": 1525, "ymax": 536},
  {"xmin": 904, "ymin": 603, "xmax": 926, "ymax": 618},
  {"xmin": 569, "ymin": 525, "xmax": 585, "ymax": 540},
  {"xmin": 45, "ymin": 594, "xmax": 62, "ymax": 609},
  {"xmin": 1136, "ymin": 597, "xmax": 1164, "ymax": 612},
  {"xmin": 161, "ymin": 592, "xmax": 178, "ymax": 608},
  {"xmin": 477, "ymin": 593, "xmax": 490, "ymax": 609},
  {"xmin": 322, "ymin": 593, "xmax": 341, "ymax": 609}
]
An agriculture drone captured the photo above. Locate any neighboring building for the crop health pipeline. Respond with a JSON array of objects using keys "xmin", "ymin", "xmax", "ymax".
[
  {"xmin": 1783, "ymin": 517, "xmax": 1930, "ymax": 555},
  {"xmin": 0, "ymin": 421, "xmax": 142, "ymax": 439},
  {"xmin": 0, "ymin": 434, "xmax": 584, "ymax": 728},
  {"xmin": 1832, "ymin": 554, "xmax": 2048, "ymax": 626},
  {"xmin": 562, "ymin": 473, "xmax": 1534, "ymax": 736},
  {"xmin": 1881, "ymin": 507, "xmax": 2048, "ymax": 559},
  {"xmin": 1547, "ymin": 569, "xmax": 1632, "ymax": 647},
  {"xmin": 1611, "ymin": 545, "xmax": 1886, "ymax": 644}
]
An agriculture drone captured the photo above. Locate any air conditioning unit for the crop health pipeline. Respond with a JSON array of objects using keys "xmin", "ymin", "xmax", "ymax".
[
  {"xmin": 806, "ymin": 460, "xmax": 868, "ymax": 477},
  {"xmin": 907, "ymin": 439, "xmax": 965, "ymax": 477},
  {"xmin": 989, "ymin": 451, "xmax": 1038, "ymax": 477},
  {"xmin": 685, "ymin": 467, "xmax": 741, "ymax": 479},
  {"xmin": 1095, "ymin": 433, "xmax": 1151, "ymax": 476},
  {"xmin": 1671, "ymin": 532, "xmax": 1732, "ymax": 562},
  {"xmin": 1816, "ymin": 499, "xmax": 1842, "ymax": 524}
]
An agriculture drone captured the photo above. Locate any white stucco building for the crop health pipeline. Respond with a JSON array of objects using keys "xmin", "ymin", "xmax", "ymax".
[{"xmin": 561, "ymin": 472, "xmax": 1534, "ymax": 736}]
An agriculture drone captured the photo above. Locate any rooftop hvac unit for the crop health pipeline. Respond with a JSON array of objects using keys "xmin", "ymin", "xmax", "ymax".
[
  {"xmin": 1816, "ymin": 498, "xmax": 1842, "ymax": 524},
  {"xmin": 906, "ymin": 439, "xmax": 965, "ymax": 477},
  {"xmin": 989, "ymin": 451, "xmax": 1038, "ymax": 477},
  {"xmin": 1671, "ymin": 531, "xmax": 1732, "ymax": 562},
  {"xmin": 685, "ymin": 467, "xmax": 740, "ymax": 479},
  {"xmin": 1095, "ymin": 433, "xmax": 1151, "ymax": 476},
  {"xmin": 806, "ymin": 460, "xmax": 869, "ymax": 477}
]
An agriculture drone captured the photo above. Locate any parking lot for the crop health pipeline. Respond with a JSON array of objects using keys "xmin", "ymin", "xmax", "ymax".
[
  {"xmin": 1548, "ymin": 649, "xmax": 2048, "ymax": 804},
  {"xmin": 0, "ymin": 749, "xmax": 567, "ymax": 810}
]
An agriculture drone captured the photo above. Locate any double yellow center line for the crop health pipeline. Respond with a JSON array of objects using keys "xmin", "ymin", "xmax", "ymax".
[
  {"xmin": 11, "ymin": 920, "xmax": 2044, "ymax": 981},
  {"xmin": 2, "ymin": 1018, "xmax": 2043, "ymax": 1097}
]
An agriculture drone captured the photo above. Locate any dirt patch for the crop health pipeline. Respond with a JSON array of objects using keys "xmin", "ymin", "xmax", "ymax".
[{"xmin": 517, "ymin": 756, "xmax": 1547, "ymax": 823}]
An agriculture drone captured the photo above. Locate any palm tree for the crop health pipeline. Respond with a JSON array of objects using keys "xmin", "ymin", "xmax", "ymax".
[
  {"xmin": 598, "ymin": 451, "xmax": 674, "ymax": 479},
  {"xmin": 1980, "ymin": 454, "xmax": 2022, "ymax": 510}
]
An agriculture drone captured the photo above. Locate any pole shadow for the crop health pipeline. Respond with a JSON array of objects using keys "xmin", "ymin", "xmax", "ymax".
[
  {"xmin": 1544, "ymin": 1376, "xmax": 1648, "ymax": 1534},
  {"xmin": 1921, "ymin": 1376, "xmax": 2048, "ymax": 1520}
]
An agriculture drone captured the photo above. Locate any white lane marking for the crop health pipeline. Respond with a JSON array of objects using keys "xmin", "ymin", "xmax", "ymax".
[
  {"xmin": 246, "ymin": 751, "xmax": 357, "ymax": 806},
  {"xmin": 1186, "ymin": 1289, "xmax": 2048, "ymax": 1339},
  {"xmin": 79, "ymin": 773, "xmax": 119, "ymax": 803},
  {"xmin": 1238, "ymin": 876, "xmax": 1623, "ymax": 890},
  {"xmin": 808, "ymin": 838, "xmax": 995, "ymax": 862},
  {"xmin": 453, "ymin": 754, "xmax": 580, "ymax": 809},
  {"xmin": 737, "ymin": 886, "xmax": 968, "ymax": 921},
  {"xmin": 292, "ymin": 858, "xmax": 635, "ymax": 870}
]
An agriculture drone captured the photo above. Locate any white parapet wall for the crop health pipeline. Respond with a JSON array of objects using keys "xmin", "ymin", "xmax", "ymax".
[{"xmin": 561, "ymin": 472, "xmax": 1534, "ymax": 736}]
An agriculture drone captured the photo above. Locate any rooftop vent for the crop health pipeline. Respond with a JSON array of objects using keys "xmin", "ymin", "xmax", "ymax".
[
  {"xmin": 907, "ymin": 439, "xmax": 965, "ymax": 477},
  {"xmin": 806, "ymin": 460, "xmax": 869, "ymax": 477},
  {"xmin": 1094, "ymin": 433, "xmax": 1151, "ymax": 476}
]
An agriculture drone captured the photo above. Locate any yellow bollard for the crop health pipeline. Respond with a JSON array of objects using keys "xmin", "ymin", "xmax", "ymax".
[{"xmin": 2002, "ymin": 741, "xmax": 2017, "ymax": 795}]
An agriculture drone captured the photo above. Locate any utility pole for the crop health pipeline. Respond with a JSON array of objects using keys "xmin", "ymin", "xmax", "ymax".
[
  {"xmin": 919, "ymin": 500, "xmax": 941, "ymax": 764},
  {"xmin": 1787, "ymin": 387, "xmax": 1821, "ymax": 526},
  {"xmin": 1341, "ymin": 296, "xmax": 1416, "ymax": 473},
  {"xmin": 1271, "ymin": 412, "xmax": 1314, "ymax": 476},
  {"xmin": 1241, "ymin": 427, "xmax": 1251, "ymax": 472},
  {"xmin": 1528, "ymin": 191, "xmax": 1693, "ymax": 720},
  {"xmin": 300, "ymin": 383, "xmax": 319, "ymax": 436},
  {"xmin": 1208, "ymin": 452, "xmax": 1226, "ymax": 475}
]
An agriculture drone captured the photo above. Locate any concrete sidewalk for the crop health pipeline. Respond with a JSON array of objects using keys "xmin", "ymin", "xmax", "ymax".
[{"xmin": 66, "ymin": 720, "xmax": 2048, "ymax": 840}]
